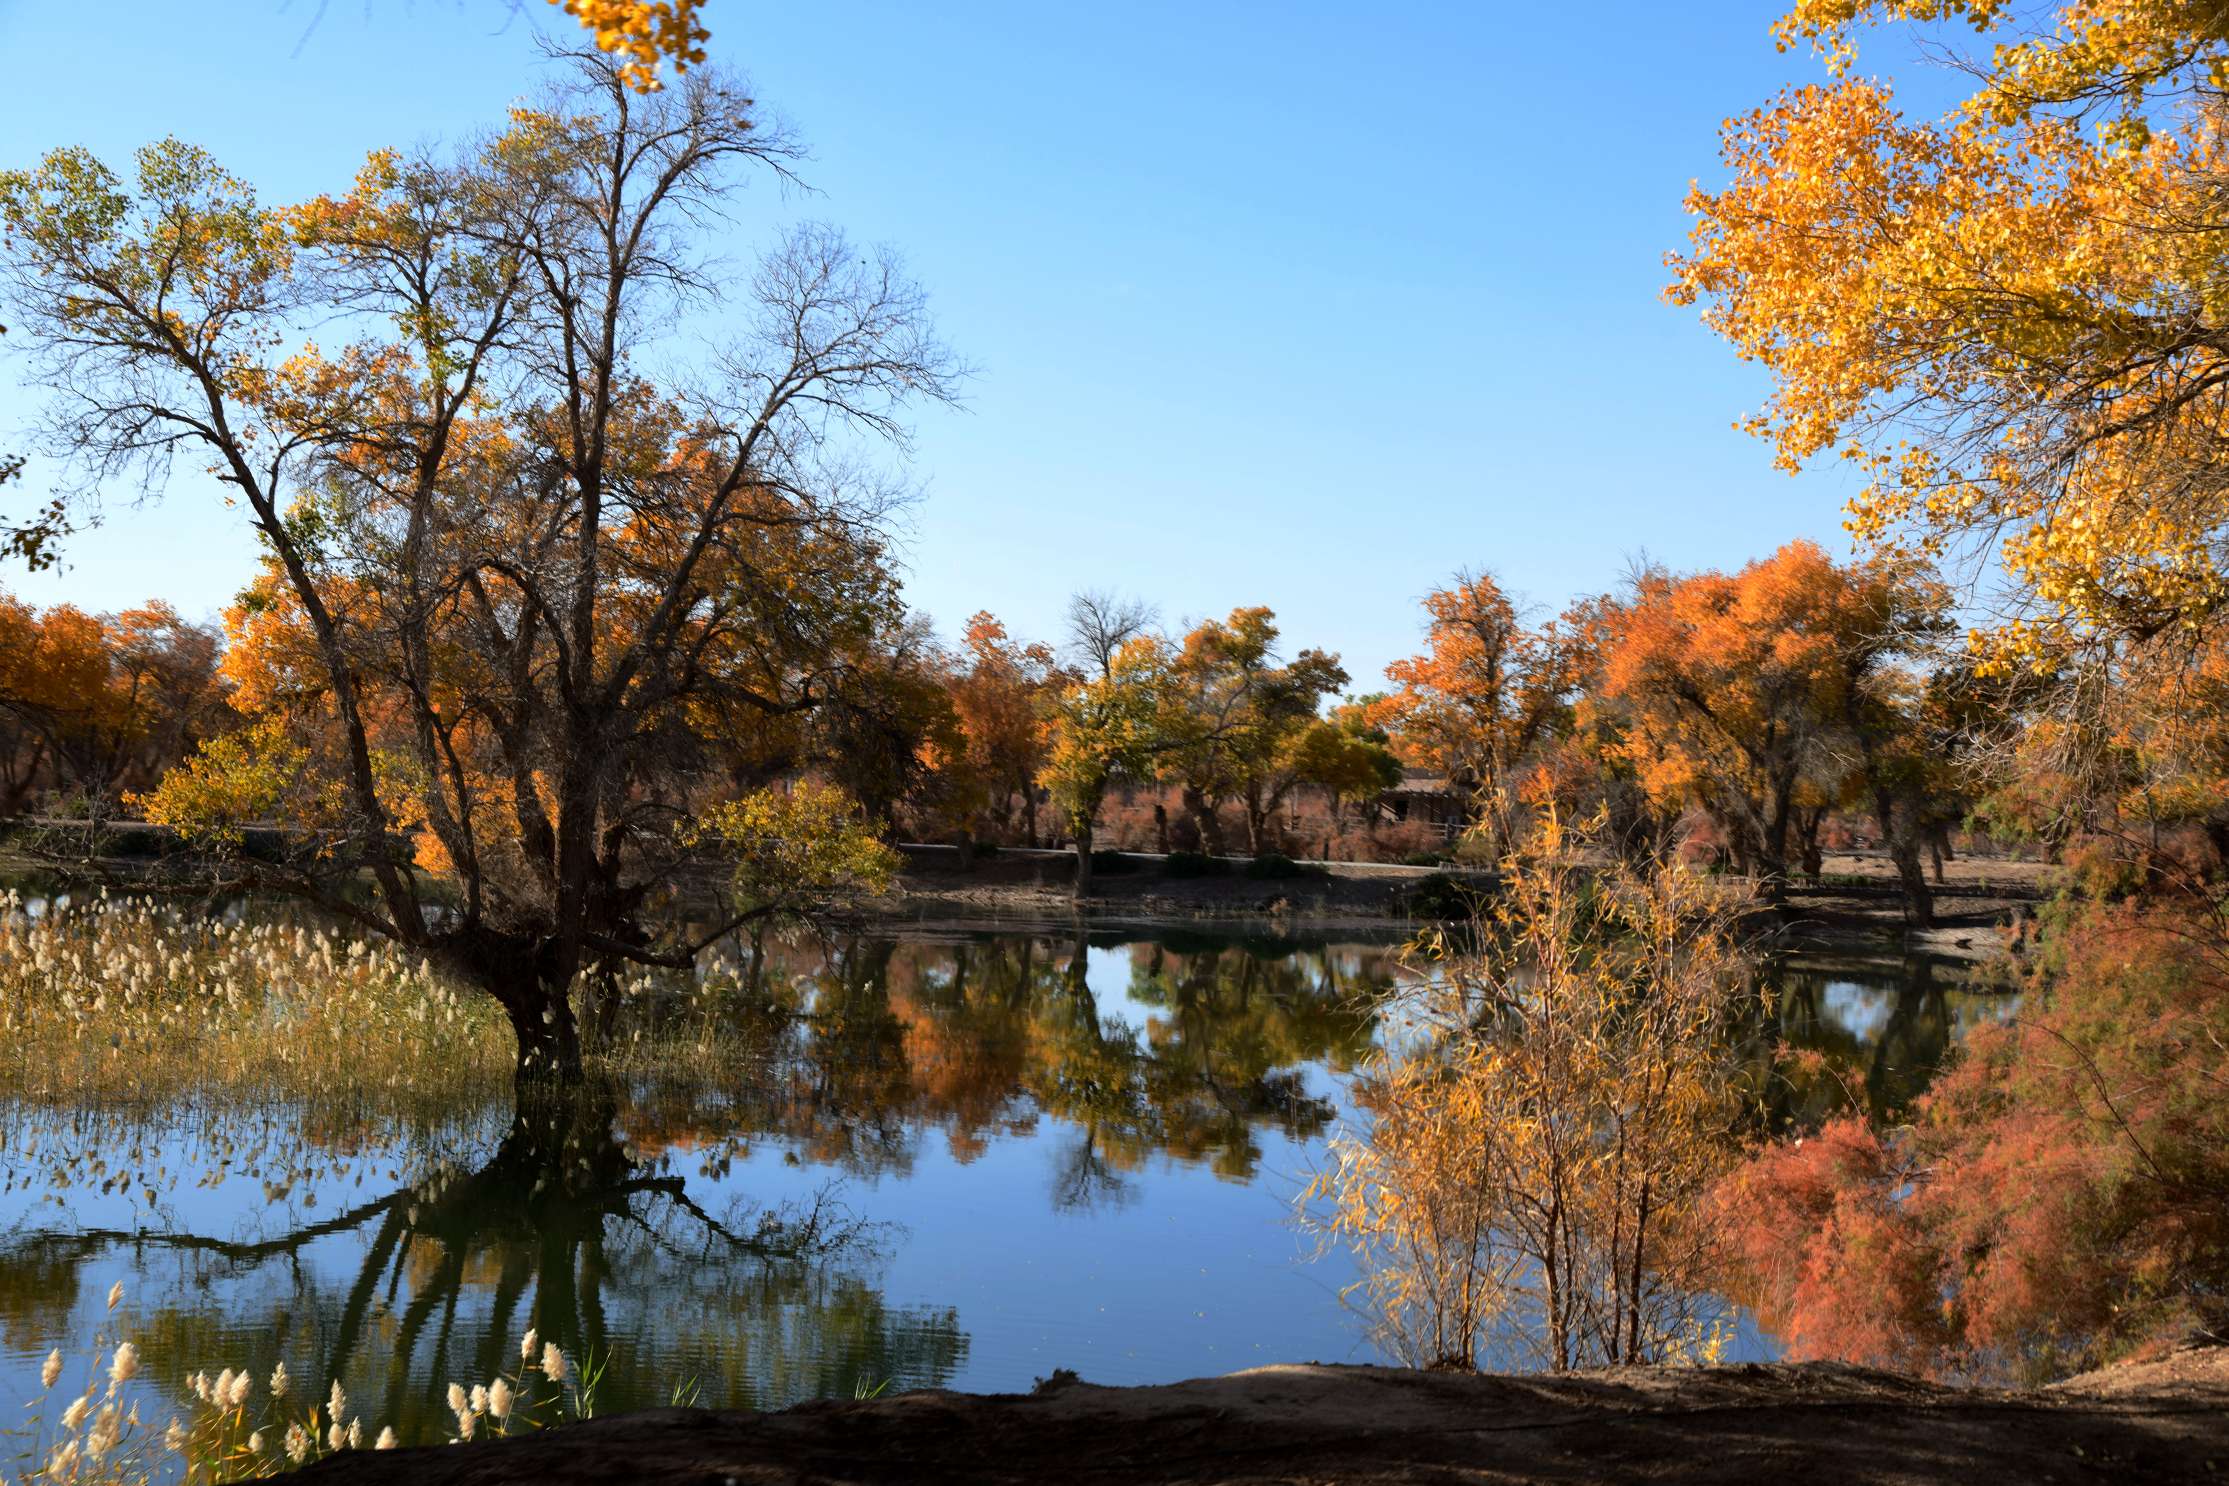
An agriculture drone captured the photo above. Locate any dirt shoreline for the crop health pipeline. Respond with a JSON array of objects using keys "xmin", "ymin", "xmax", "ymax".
[
  {"xmin": 2, "ymin": 838, "xmax": 2046, "ymax": 959},
  {"xmin": 299, "ymin": 1349, "xmax": 2229, "ymax": 1484},
  {"xmin": 867, "ymin": 845, "xmax": 2045, "ymax": 962}
]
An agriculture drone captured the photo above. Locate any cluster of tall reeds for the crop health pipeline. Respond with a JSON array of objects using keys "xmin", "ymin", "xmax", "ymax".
[
  {"xmin": 0, "ymin": 892, "xmax": 509, "ymax": 1106},
  {"xmin": 6, "ymin": 1285, "xmax": 588, "ymax": 1482}
]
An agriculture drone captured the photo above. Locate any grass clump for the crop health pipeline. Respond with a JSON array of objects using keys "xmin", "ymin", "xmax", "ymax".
[
  {"xmin": 0, "ymin": 891, "xmax": 510, "ymax": 1107},
  {"xmin": 6, "ymin": 1284, "xmax": 593, "ymax": 1482}
]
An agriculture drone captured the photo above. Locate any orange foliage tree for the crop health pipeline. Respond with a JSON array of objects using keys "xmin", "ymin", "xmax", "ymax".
[
  {"xmin": 933, "ymin": 612, "xmax": 1068, "ymax": 848},
  {"xmin": 0, "ymin": 593, "xmax": 227, "ymax": 816},
  {"xmin": 1371, "ymin": 574, "xmax": 1581, "ymax": 825},
  {"xmin": 1601, "ymin": 540, "xmax": 1949, "ymax": 910}
]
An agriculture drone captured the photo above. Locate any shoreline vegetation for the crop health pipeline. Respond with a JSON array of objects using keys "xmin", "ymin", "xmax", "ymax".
[{"xmin": 0, "ymin": 825, "xmax": 2041, "ymax": 959}]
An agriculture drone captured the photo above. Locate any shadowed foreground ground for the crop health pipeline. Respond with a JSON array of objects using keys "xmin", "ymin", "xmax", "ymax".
[{"xmin": 302, "ymin": 1350, "xmax": 2229, "ymax": 1484}]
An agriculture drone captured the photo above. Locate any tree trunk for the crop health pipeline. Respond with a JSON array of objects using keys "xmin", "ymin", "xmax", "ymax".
[
  {"xmin": 1758, "ymin": 791, "xmax": 1794, "ymax": 903},
  {"xmin": 1889, "ymin": 834, "xmax": 1935, "ymax": 929},
  {"xmin": 460, "ymin": 937, "xmax": 586, "ymax": 1085},
  {"xmin": 503, "ymin": 989, "xmax": 583, "ymax": 1083},
  {"xmin": 1182, "ymin": 785, "xmax": 1224, "ymax": 857},
  {"xmin": 1072, "ymin": 820, "xmax": 1094, "ymax": 900},
  {"xmin": 1798, "ymin": 808, "xmax": 1825, "ymax": 883},
  {"xmin": 1872, "ymin": 790, "xmax": 1935, "ymax": 929}
]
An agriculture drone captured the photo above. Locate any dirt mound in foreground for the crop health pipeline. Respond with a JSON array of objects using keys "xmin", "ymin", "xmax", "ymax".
[{"xmin": 299, "ymin": 1350, "xmax": 2229, "ymax": 1485}]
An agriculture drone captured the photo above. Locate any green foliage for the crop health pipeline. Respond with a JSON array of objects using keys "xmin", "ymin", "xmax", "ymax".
[
  {"xmin": 689, "ymin": 783, "xmax": 900, "ymax": 919},
  {"xmin": 1038, "ymin": 637, "xmax": 1175, "ymax": 836},
  {"xmin": 134, "ymin": 719, "xmax": 310, "ymax": 851}
]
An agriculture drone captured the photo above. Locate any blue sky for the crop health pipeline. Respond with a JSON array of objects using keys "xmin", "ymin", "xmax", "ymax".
[{"xmin": 0, "ymin": 1, "xmax": 1957, "ymax": 686}]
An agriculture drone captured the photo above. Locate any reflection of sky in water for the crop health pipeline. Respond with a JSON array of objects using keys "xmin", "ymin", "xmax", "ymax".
[
  {"xmin": 0, "ymin": 932, "xmax": 1990, "ymax": 1437},
  {"xmin": 1819, "ymin": 977, "xmax": 2017, "ymax": 1047},
  {"xmin": 1822, "ymin": 980, "xmax": 1897, "ymax": 1045}
]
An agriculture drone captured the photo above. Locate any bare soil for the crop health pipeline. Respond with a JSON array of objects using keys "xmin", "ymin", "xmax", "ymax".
[
  {"xmin": 1768, "ymin": 851, "xmax": 2052, "ymax": 961},
  {"xmin": 299, "ymin": 1348, "xmax": 2229, "ymax": 1485}
]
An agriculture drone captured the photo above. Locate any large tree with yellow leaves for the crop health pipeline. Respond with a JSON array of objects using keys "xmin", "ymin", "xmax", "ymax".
[
  {"xmin": 1671, "ymin": 0, "xmax": 2229, "ymax": 661},
  {"xmin": 0, "ymin": 53, "xmax": 956, "ymax": 1082}
]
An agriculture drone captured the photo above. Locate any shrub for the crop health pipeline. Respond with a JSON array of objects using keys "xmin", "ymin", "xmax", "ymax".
[
  {"xmin": 1162, "ymin": 851, "xmax": 1228, "ymax": 879},
  {"xmin": 1403, "ymin": 872, "xmax": 1482, "ymax": 920},
  {"xmin": 1088, "ymin": 849, "xmax": 1140, "ymax": 876},
  {"xmin": 1713, "ymin": 892, "xmax": 2229, "ymax": 1380},
  {"xmin": 1305, "ymin": 811, "xmax": 1752, "ymax": 1370}
]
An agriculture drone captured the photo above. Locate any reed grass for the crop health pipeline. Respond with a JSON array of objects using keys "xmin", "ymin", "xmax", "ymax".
[{"xmin": 5, "ymin": 1286, "xmax": 592, "ymax": 1482}]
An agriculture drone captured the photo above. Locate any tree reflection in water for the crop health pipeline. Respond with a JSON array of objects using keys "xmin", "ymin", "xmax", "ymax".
[
  {"xmin": 1746, "ymin": 954, "xmax": 2012, "ymax": 1129},
  {"xmin": 0, "ymin": 926, "xmax": 1983, "ymax": 1418},
  {"xmin": 0, "ymin": 1087, "xmax": 963, "ymax": 1436}
]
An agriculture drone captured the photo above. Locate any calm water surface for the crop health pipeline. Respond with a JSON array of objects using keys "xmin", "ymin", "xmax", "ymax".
[{"xmin": 0, "ymin": 922, "xmax": 2007, "ymax": 1433}]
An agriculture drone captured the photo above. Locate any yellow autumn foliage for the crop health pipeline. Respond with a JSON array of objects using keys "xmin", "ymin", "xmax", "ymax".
[
  {"xmin": 1305, "ymin": 810, "xmax": 1754, "ymax": 1371},
  {"xmin": 549, "ymin": 0, "xmax": 710, "ymax": 91},
  {"xmin": 1672, "ymin": 1, "xmax": 2229, "ymax": 664}
]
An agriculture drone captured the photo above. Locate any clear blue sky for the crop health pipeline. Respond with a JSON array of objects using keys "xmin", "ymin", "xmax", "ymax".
[{"xmin": 0, "ymin": 1, "xmax": 1956, "ymax": 687}]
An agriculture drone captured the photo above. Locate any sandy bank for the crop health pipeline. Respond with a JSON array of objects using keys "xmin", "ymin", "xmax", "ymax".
[{"xmin": 299, "ymin": 1348, "xmax": 2229, "ymax": 1484}]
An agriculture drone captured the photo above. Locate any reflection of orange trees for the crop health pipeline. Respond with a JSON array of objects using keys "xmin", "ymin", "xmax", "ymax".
[
  {"xmin": 1124, "ymin": 939, "xmax": 1383, "ymax": 1180},
  {"xmin": 580, "ymin": 931, "xmax": 1389, "ymax": 1191},
  {"xmin": 1731, "ymin": 958, "xmax": 1970, "ymax": 1133},
  {"xmin": 888, "ymin": 944, "xmax": 1035, "ymax": 1165}
]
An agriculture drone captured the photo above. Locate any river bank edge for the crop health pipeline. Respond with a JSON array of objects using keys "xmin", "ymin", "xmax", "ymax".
[
  {"xmin": 860, "ymin": 843, "xmax": 2043, "ymax": 964},
  {"xmin": 296, "ymin": 1346, "xmax": 2229, "ymax": 1485}
]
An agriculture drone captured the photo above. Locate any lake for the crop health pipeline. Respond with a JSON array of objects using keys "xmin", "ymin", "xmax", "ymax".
[{"xmin": 0, "ymin": 920, "xmax": 2007, "ymax": 1439}]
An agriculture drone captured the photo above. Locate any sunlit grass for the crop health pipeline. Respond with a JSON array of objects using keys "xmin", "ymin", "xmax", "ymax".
[
  {"xmin": 0, "ymin": 892, "xmax": 843, "ymax": 1113},
  {"xmin": 0, "ymin": 892, "xmax": 511, "ymax": 1109}
]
